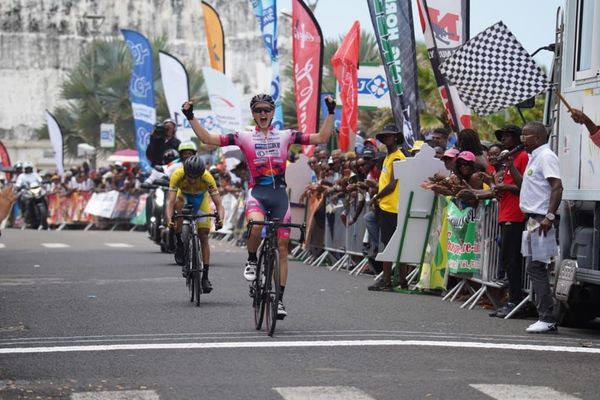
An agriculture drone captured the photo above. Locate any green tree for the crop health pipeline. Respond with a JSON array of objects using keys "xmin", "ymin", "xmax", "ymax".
[{"xmin": 39, "ymin": 37, "xmax": 208, "ymax": 157}]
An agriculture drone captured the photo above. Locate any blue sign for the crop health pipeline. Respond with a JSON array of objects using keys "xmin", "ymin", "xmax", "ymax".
[
  {"xmin": 121, "ymin": 29, "xmax": 155, "ymax": 171},
  {"xmin": 250, "ymin": 0, "xmax": 284, "ymax": 130}
]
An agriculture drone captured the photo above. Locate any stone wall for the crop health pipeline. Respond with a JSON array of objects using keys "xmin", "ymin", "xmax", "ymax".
[{"xmin": 0, "ymin": 0, "xmax": 292, "ymax": 141}]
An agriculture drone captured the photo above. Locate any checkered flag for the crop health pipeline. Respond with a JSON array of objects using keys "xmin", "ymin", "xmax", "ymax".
[{"xmin": 439, "ymin": 21, "xmax": 550, "ymax": 116}]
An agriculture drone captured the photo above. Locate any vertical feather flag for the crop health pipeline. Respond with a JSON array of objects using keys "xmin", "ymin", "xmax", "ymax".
[
  {"xmin": 331, "ymin": 21, "xmax": 360, "ymax": 152},
  {"xmin": 201, "ymin": 1, "xmax": 225, "ymax": 73},
  {"xmin": 0, "ymin": 140, "xmax": 12, "ymax": 181},
  {"xmin": 292, "ymin": 0, "xmax": 323, "ymax": 156},
  {"xmin": 417, "ymin": 0, "xmax": 471, "ymax": 130},
  {"xmin": 250, "ymin": 0, "xmax": 284, "ymax": 129},
  {"xmin": 121, "ymin": 29, "xmax": 155, "ymax": 171},
  {"xmin": 45, "ymin": 110, "xmax": 64, "ymax": 176},
  {"xmin": 367, "ymin": 0, "xmax": 420, "ymax": 147}
]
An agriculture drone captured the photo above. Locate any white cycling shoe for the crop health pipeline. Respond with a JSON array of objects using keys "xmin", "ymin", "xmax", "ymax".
[{"xmin": 244, "ymin": 261, "xmax": 257, "ymax": 281}]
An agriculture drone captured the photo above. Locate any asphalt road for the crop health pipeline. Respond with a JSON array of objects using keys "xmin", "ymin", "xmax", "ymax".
[{"xmin": 1, "ymin": 229, "xmax": 599, "ymax": 399}]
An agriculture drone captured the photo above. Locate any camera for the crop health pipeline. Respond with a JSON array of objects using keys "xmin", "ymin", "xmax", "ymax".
[{"xmin": 153, "ymin": 123, "xmax": 167, "ymax": 138}]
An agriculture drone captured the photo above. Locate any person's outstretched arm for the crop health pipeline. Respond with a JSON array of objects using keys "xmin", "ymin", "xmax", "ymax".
[
  {"xmin": 182, "ymin": 101, "xmax": 221, "ymax": 146},
  {"xmin": 309, "ymin": 97, "xmax": 336, "ymax": 145}
]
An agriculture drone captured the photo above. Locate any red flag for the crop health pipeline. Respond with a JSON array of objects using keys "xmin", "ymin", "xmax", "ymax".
[
  {"xmin": 292, "ymin": 0, "xmax": 324, "ymax": 156},
  {"xmin": 0, "ymin": 139, "xmax": 11, "ymax": 181},
  {"xmin": 331, "ymin": 21, "xmax": 360, "ymax": 152}
]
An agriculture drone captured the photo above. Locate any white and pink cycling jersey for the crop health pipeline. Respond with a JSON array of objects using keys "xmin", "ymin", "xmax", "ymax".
[{"xmin": 219, "ymin": 127, "xmax": 310, "ymax": 188}]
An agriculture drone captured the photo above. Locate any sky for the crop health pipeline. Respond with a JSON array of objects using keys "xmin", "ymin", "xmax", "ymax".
[{"xmin": 278, "ymin": 0, "xmax": 565, "ymax": 69}]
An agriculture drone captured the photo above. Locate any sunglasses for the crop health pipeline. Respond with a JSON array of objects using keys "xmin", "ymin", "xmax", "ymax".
[{"xmin": 252, "ymin": 107, "xmax": 273, "ymax": 114}]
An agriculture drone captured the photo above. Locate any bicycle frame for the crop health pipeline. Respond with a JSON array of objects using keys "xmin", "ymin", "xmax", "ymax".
[
  {"xmin": 247, "ymin": 214, "xmax": 305, "ymax": 336},
  {"xmin": 174, "ymin": 210, "xmax": 219, "ymax": 307}
]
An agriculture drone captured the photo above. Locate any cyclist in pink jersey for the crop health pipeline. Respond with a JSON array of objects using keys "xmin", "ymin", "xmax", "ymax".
[{"xmin": 182, "ymin": 94, "xmax": 336, "ymax": 318}]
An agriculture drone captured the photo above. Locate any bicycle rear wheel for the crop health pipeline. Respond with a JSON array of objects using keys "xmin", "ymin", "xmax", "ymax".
[
  {"xmin": 265, "ymin": 249, "xmax": 280, "ymax": 337},
  {"xmin": 191, "ymin": 236, "xmax": 202, "ymax": 307},
  {"xmin": 253, "ymin": 248, "xmax": 265, "ymax": 330}
]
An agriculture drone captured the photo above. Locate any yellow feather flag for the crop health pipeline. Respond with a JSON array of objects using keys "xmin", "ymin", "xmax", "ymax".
[{"xmin": 201, "ymin": 1, "xmax": 225, "ymax": 73}]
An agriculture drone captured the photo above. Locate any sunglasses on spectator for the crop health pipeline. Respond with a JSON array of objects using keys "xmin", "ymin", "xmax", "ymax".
[{"xmin": 252, "ymin": 107, "xmax": 274, "ymax": 114}]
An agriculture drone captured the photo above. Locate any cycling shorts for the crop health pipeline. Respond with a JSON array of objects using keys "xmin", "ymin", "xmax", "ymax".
[
  {"xmin": 177, "ymin": 190, "xmax": 211, "ymax": 229},
  {"xmin": 246, "ymin": 184, "xmax": 291, "ymax": 239}
]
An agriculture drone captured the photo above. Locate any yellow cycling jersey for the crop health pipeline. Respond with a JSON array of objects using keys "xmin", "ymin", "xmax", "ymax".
[{"xmin": 169, "ymin": 167, "xmax": 218, "ymax": 195}]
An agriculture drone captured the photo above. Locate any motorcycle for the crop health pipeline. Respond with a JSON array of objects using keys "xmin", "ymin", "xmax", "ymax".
[
  {"xmin": 19, "ymin": 182, "xmax": 48, "ymax": 230},
  {"xmin": 141, "ymin": 177, "xmax": 172, "ymax": 253}
]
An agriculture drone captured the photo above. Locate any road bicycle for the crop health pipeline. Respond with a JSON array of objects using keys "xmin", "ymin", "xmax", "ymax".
[
  {"xmin": 175, "ymin": 207, "xmax": 220, "ymax": 307},
  {"xmin": 247, "ymin": 213, "xmax": 305, "ymax": 336}
]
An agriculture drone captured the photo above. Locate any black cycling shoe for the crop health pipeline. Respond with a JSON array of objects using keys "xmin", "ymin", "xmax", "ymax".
[{"xmin": 201, "ymin": 278, "xmax": 213, "ymax": 294}]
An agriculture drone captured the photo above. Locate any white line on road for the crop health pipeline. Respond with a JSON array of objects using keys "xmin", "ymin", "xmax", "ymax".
[
  {"xmin": 470, "ymin": 384, "xmax": 581, "ymax": 400},
  {"xmin": 71, "ymin": 390, "xmax": 159, "ymax": 400},
  {"xmin": 274, "ymin": 386, "xmax": 375, "ymax": 400},
  {"xmin": 41, "ymin": 243, "xmax": 70, "ymax": 248},
  {"xmin": 0, "ymin": 243, "xmax": 5, "ymax": 249},
  {"xmin": 104, "ymin": 243, "xmax": 134, "ymax": 248},
  {"xmin": 1, "ymin": 339, "xmax": 599, "ymax": 355}
]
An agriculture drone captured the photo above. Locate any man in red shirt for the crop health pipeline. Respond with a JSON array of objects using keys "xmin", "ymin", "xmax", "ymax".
[{"xmin": 492, "ymin": 125, "xmax": 529, "ymax": 318}]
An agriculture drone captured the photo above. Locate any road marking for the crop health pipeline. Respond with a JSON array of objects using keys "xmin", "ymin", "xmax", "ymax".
[
  {"xmin": 0, "ymin": 243, "xmax": 5, "ymax": 249},
  {"xmin": 274, "ymin": 386, "xmax": 374, "ymax": 400},
  {"xmin": 1, "ymin": 339, "xmax": 599, "ymax": 355},
  {"xmin": 42, "ymin": 243, "xmax": 69, "ymax": 248},
  {"xmin": 470, "ymin": 384, "xmax": 580, "ymax": 400},
  {"xmin": 71, "ymin": 390, "xmax": 159, "ymax": 400},
  {"xmin": 104, "ymin": 243, "xmax": 134, "ymax": 248}
]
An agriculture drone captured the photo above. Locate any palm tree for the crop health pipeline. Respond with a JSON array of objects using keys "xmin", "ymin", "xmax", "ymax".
[{"xmin": 40, "ymin": 37, "xmax": 208, "ymax": 157}]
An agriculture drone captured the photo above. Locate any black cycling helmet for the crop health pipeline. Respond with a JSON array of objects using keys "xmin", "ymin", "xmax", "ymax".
[
  {"xmin": 250, "ymin": 93, "xmax": 275, "ymax": 110},
  {"xmin": 162, "ymin": 149, "xmax": 179, "ymax": 164},
  {"xmin": 183, "ymin": 154, "xmax": 205, "ymax": 178}
]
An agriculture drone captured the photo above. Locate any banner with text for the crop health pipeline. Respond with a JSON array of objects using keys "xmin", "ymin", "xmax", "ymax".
[
  {"xmin": 45, "ymin": 110, "xmax": 65, "ymax": 176},
  {"xmin": 122, "ymin": 29, "xmax": 155, "ymax": 171},
  {"xmin": 250, "ymin": 0, "xmax": 284, "ymax": 129},
  {"xmin": 367, "ymin": 0, "xmax": 420, "ymax": 147},
  {"xmin": 446, "ymin": 200, "xmax": 480, "ymax": 274},
  {"xmin": 292, "ymin": 0, "xmax": 323, "ymax": 156},
  {"xmin": 202, "ymin": 67, "xmax": 243, "ymax": 134},
  {"xmin": 417, "ymin": 0, "xmax": 471, "ymax": 131}
]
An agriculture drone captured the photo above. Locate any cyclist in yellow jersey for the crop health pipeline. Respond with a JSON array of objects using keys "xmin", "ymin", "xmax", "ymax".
[{"xmin": 165, "ymin": 155, "xmax": 224, "ymax": 293}]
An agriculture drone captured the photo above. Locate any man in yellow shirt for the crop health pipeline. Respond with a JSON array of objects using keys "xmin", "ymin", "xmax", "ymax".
[
  {"xmin": 368, "ymin": 125, "xmax": 407, "ymax": 291},
  {"xmin": 165, "ymin": 155, "xmax": 224, "ymax": 293}
]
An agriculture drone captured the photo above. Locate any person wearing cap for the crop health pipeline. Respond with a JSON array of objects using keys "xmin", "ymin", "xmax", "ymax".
[
  {"xmin": 488, "ymin": 125, "xmax": 529, "ymax": 318},
  {"xmin": 368, "ymin": 124, "xmax": 408, "ymax": 291},
  {"xmin": 505, "ymin": 122, "xmax": 562, "ymax": 333},
  {"xmin": 457, "ymin": 128, "xmax": 487, "ymax": 172},
  {"xmin": 570, "ymin": 109, "xmax": 600, "ymax": 148},
  {"xmin": 146, "ymin": 118, "xmax": 181, "ymax": 167},
  {"xmin": 410, "ymin": 140, "xmax": 425, "ymax": 155}
]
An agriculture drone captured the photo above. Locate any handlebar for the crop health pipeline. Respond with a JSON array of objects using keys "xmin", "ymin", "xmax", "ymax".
[
  {"xmin": 247, "ymin": 219, "xmax": 306, "ymax": 244},
  {"xmin": 174, "ymin": 211, "xmax": 220, "ymax": 221}
]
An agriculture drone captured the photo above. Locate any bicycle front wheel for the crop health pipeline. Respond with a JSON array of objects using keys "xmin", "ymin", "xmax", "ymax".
[
  {"xmin": 192, "ymin": 236, "xmax": 202, "ymax": 307},
  {"xmin": 253, "ymin": 249, "xmax": 265, "ymax": 330},
  {"xmin": 265, "ymin": 249, "xmax": 280, "ymax": 337}
]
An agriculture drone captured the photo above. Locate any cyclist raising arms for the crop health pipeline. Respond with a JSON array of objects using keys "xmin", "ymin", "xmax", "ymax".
[
  {"xmin": 182, "ymin": 94, "xmax": 336, "ymax": 318},
  {"xmin": 165, "ymin": 155, "xmax": 224, "ymax": 293}
]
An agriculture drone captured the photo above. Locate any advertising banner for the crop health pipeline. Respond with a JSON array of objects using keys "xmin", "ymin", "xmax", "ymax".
[
  {"xmin": 121, "ymin": 29, "xmax": 155, "ymax": 171},
  {"xmin": 0, "ymin": 140, "xmax": 12, "ymax": 181},
  {"xmin": 250, "ymin": 0, "xmax": 284, "ymax": 129},
  {"xmin": 159, "ymin": 51, "xmax": 192, "ymax": 140},
  {"xmin": 202, "ymin": 1, "xmax": 226, "ymax": 73},
  {"xmin": 100, "ymin": 123, "xmax": 115, "ymax": 148},
  {"xmin": 292, "ymin": 0, "xmax": 323, "ymax": 156},
  {"xmin": 367, "ymin": 0, "xmax": 420, "ymax": 146},
  {"xmin": 202, "ymin": 67, "xmax": 243, "ymax": 134},
  {"xmin": 446, "ymin": 200, "xmax": 480, "ymax": 274},
  {"xmin": 416, "ymin": 0, "xmax": 471, "ymax": 130},
  {"xmin": 335, "ymin": 65, "xmax": 391, "ymax": 109},
  {"xmin": 45, "ymin": 110, "xmax": 65, "ymax": 176}
]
